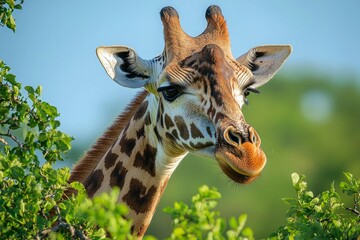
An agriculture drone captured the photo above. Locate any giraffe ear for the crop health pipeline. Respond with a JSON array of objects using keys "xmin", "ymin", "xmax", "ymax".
[
  {"xmin": 236, "ymin": 45, "xmax": 292, "ymax": 88},
  {"xmin": 96, "ymin": 46, "xmax": 153, "ymax": 88}
]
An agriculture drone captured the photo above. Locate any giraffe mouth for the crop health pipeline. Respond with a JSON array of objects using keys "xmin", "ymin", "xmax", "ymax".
[
  {"xmin": 194, "ymin": 141, "xmax": 266, "ymax": 184},
  {"xmin": 215, "ymin": 143, "xmax": 267, "ymax": 184},
  {"xmin": 217, "ymin": 157, "xmax": 259, "ymax": 184}
]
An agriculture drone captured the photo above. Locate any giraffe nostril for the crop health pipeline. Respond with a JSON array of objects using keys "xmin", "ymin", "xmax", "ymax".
[
  {"xmin": 249, "ymin": 127, "xmax": 261, "ymax": 147},
  {"xmin": 251, "ymin": 132, "xmax": 257, "ymax": 145},
  {"xmin": 224, "ymin": 126, "xmax": 242, "ymax": 147},
  {"xmin": 228, "ymin": 130, "xmax": 240, "ymax": 145}
]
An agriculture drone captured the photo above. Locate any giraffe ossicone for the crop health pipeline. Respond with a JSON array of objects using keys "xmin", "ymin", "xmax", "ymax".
[{"xmin": 70, "ymin": 5, "xmax": 291, "ymax": 238}]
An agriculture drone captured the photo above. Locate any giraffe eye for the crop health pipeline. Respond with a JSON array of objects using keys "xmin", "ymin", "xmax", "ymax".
[{"xmin": 158, "ymin": 85, "xmax": 182, "ymax": 102}]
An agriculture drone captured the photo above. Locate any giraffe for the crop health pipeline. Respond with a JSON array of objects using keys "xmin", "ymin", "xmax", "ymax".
[{"xmin": 69, "ymin": 5, "xmax": 291, "ymax": 238}]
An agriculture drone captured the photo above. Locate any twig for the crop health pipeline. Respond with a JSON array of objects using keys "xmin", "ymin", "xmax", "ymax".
[
  {"xmin": 345, "ymin": 207, "xmax": 360, "ymax": 216},
  {"xmin": 346, "ymin": 194, "xmax": 360, "ymax": 217},
  {"xmin": 36, "ymin": 205, "xmax": 90, "ymax": 240},
  {"xmin": 0, "ymin": 130, "xmax": 23, "ymax": 148},
  {"xmin": 0, "ymin": 136, "xmax": 8, "ymax": 145}
]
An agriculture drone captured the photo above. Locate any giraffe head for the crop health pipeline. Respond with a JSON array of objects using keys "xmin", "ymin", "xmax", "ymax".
[{"xmin": 96, "ymin": 6, "xmax": 291, "ymax": 184}]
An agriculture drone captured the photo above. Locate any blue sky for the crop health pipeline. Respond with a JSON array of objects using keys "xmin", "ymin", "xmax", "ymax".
[{"xmin": 1, "ymin": 1, "xmax": 360, "ymax": 143}]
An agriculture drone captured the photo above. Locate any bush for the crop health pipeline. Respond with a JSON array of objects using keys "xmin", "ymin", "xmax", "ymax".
[
  {"xmin": 272, "ymin": 172, "xmax": 360, "ymax": 239},
  {"xmin": 0, "ymin": 61, "xmax": 132, "ymax": 239}
]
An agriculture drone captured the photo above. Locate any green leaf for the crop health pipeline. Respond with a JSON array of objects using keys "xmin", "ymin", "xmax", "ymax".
[
  {"xmin": 238, "ymin": 214, "xmax": 247, "ymax": 231},
  {"xmin": 5, "ymin": 73, "xmax": 16, "ymax": 84},
  {"xmin": 57, "ymin": 138, "xmax": 71, "ymax": 151},
  {"xmin": 173, "ymin": 227, "xmax": 185, "ymax": 236},
  {"xmin": 19, "ymin": 200, "xmax": 25, "ymax": 213},
  {"xmin": 291, "ymin": 172, "xmax": 300, "ymax": 186},
  {"xmin": 229, "ymin": 217, "xmax": 238, "ymax": 230},
  {"xmin": 343, "ymin": 172, "xmax": 353, "ymax": 182},
  {"xmin": 314, "ymin": 205, "xmax": 322, "ymax": 212},
  {"xmin": 58, "ymin": 202, "xmax": 66, "ymax": 210},
  {"xmin": 14, "ymin": 4, "xmax": 22, "ymax": 10},
  {"xmin": 35, "ymin": 85, "xmax": 42, "ymax": 95},
  {"xmin": 25, "ymin": 131, "xmax": 36, "ymax": 144},
  {"xmin": 241, "ymin": 227, "xmax": 254, "ymax": 238},
  {"xmin": 8, "ymin": 15, "xmax": 16, "ymax": 31},
  {"xmin": 25, "ymin": 86, "xmax": 34, "ymax": 95},
  {"xmin": 332, "ymin": 219, "xmax": 341, "ymax": 228},
  {"xmin": 38, "ymin": 132, "xmax": 47, "ymax": 142}
]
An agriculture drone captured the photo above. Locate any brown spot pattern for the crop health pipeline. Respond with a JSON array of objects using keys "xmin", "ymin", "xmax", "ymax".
[
  {"xmin": 133, "ymin": 101, "xmax": 149, "ymax": 121},
  {"xmin": 207, "ymin": 106, "xmax": 216, "ymax": 119},
  {"xmin": 171, "ymin": 129, "xmax": 179, "ymax": 139},
  {"xmin": 153, "ymin": 126, "xmax": 162, "ymax": 143},
  {"xmin": 122, "ymin": 178, "xmax": 157, "ymax": 214},
  {"xmin": 190, "ymin": 123, "xmax": 204, "ymax": 139},
  {"xmin": 104, "ymin": 151, "xmax": 118, "ymax": 169},
  {"xmin": 119, "ymin": 135, "xmax": 136, "ymax": 157},
  {"xmin": 84, "ymin": 169, "xmax": 104, "ymax": 198},
  {"xmin": 144, "ymin": 112, "xmax": 151, "ymax": 125},
  {"xmin": 157, "ymin": 101, "xmax": 164, "ymax": 126},
  {"xmin": 164, "ymin": 114, "xmax": 175, "ymax": 129},
  {"xmin": 215, "ymin": 112, "xmax": 225, "ymax": 123},
  {"xmin": 110, "ymin": 161, "xmax": 128, "ymax": 189},
  {"xmin": 133, "ymin": 144, "xmax": 157, "ymax": 177},
  {"xmin": 174, "ymin": 115, "xmax": 189, "ymax": 140},
  {"xmin": 136, "ymin": 126, "xmax": 145, "ymax": 139}
]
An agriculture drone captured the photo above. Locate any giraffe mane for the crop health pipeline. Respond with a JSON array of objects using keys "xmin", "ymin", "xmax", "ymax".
[{"xmin": 69, "ymin": 90, "xmax": 149, "ymax": 184}]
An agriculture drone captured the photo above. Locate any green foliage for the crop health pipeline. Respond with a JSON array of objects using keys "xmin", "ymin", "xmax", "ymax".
[
  {"xmin": 272, "ymin": 172, "xmax": 360, "ymax": 239},
  {"xmin": 0, "ymin": 61, "xmax": 133, "ymax": 239},
  {"xmin": 73, "ymin": 186, "xmax": 132, "ymax": 239},
  {"xmin": 0, "ymin": 61, "xmax": 72, "ymax": 164},
  {"xmin": 164, "ymin": 185, "xmax": 254, "ymax": 240},
  {"xmin": 0, "ymin": 0, "xmax": 23, "ymax": 31}
]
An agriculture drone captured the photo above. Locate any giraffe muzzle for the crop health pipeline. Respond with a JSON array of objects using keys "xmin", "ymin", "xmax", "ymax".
[{"xmin": 215, "ymin": 125, "xmax": 267, "ymax": 184}]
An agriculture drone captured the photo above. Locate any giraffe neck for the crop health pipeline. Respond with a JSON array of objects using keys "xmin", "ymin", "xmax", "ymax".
[{"xmin": 82, "ymin": 93, "xmax": 187, "ymax": 237}]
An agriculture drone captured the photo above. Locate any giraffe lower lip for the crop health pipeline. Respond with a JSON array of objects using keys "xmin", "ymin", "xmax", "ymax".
[
  {"xmin": 218, "ymin": 160, "xmax": 258, "ymax": 184},
  {"xmin": 193, "ymin": 145, "xmax": 253, "ymax": 184}
]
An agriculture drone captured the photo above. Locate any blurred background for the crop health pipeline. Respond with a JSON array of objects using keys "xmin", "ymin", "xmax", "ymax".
[{"xmin": 1, "ymin": 1, "xmax": 359, "ymax": 238}]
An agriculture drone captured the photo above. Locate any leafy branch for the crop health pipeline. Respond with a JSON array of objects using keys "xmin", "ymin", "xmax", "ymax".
[
  {"xmin": 272, "ymin": 172, "xmax": 360, "ymax": 239},
  {"xmin": 0, "ymin": 129, "xmax": 23, "ymax": 147},
  {"xmin": 341, "ymin": 172, "xmax": 360, "ymax": 218},
  {"xmin": 164, "ymin": 185, "xmax": 254, "ymax": 240},
  {"xmin": 0, "ymin": 0, "xmax": 24, "ymax": 32},
  {"xmin": 36, "ymin": 205, "xmax": 89, "ymax": 240}
]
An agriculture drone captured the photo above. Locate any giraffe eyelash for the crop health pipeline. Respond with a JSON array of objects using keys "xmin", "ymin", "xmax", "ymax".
[
  {"xmin": 244, "ymin": 87, "xmax": 260, "ymax": 95},
  {"xmin": 243, "ymin": 87, "xmax": 260, "ymax": 105},
  {"xmin": 157, "ymin": 84, "xmax": 184, "ymax": 102}
]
